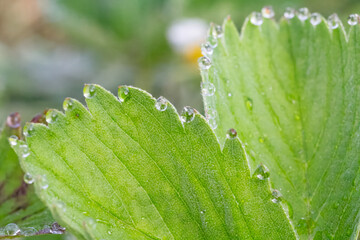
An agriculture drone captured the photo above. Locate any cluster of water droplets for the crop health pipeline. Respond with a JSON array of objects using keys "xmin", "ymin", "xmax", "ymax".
[
  {"xmin": 249, "ymin": 6, "xmax": 359, "ymax": 28},
  {"xmin": 205, "ymin": 108, "xmax": 217, "ymax": 129},
  {"xmin": 0, "ymin": 221, "xmax": 65, "ymax": 237},
  {"xmin": 7, "ymin": 135, "xmax": 30, "ymax": 159},
  {"xmin": 197, "ymin": 24, "xmax": 225, "ymax": 129}
]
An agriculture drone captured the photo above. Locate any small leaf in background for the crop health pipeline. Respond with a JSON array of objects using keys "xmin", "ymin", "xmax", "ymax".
[
  {"xmin": 12, "ymin": 85, "xmax": 296, "ymax": 239},
  {"xmin": 0, "ymin": 112, "xmax": 63, "ymax": 238},
  {"xmin": 202, "ymin": 9, "xmax": 360, "ymax": 239}
]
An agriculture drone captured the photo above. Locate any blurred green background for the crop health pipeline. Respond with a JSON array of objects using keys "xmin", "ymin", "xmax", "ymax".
[{"xmin": 0, "ymin": 0, "xmax": 359, "ymax": 123}]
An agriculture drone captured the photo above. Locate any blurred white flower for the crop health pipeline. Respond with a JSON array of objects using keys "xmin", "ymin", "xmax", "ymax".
[{"xmin": 167, "ymin": 18, "xmax": 208, "ymax": 55}]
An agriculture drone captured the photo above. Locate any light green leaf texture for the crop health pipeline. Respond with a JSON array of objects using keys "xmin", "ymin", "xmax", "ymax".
[
  {"xmin": 12, "ymin": 85, "xmax": 295, "ymax": 239},
  {"xmin": 0, "ymin": 117, "xmax": 55, "ymax": 237},
  {"xmin": 202, "ymin": 14, "xmax": 360, "ymax": 239}
]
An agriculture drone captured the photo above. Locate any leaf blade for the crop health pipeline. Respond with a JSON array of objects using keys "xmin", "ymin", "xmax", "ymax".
[
  {"xmin": 204, "ymin": 15, "xmax": 360, "ymax": 238},
  {"xmin": 13, "ymin": 85, "xmax": 296, "ymax": 239}
]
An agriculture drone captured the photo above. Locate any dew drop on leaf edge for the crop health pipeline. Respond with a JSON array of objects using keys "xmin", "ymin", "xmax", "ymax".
[
  {"xmin": 63, "ymin": 98, "xmax": 74, "ymax": 111},
  {"xmin": 23, "ymin": 123, "xmax": 35, "ymax": 137},
  {"xmin": 208, "ymin": 118, "xmax": 217, "ymax": 129},
  {"xmin": 155, "ymin": 96, "xmax": 167, "ymax": 111},
  {"xmin": 250, "ymin": 12, "xmax": 263, "ymax": 26},
  {"xmin": 261, "ymin": 6, "xmax": 274, "ymax": 19},
  {"xmin": 83, "ymin": 84, "xmax": 96, "ymax": 99},
  {"xmin": 4, "ymin": 223, "xmax": 20, "ymax": 236},
  {"xmin": 254, "ymin": 164, "xmax": 270, "ymax": 180},
  {"xmin": 271, "ymin": 189, "xmax": 283, "ymax": 203},
  {"xmin": 8, "ymin": 135, "xmax": 18, "ymax": 146},
  {"xmin": 328, "ymin": 14, "xmax": 340, "ymax": 29},
  {"xmin": 24, "ymin": 172, "xmax": 34, "ymax": 184},
  {"xmin": 180, "ymin": 106, "xmax": 195, "ymax": 123},
  {"xmin": 284, "ymin": 7, "xmax": 295, "ymax": 19},
  {"xmin": 207, "ymin": 35, "xmax": 218, "ymax": 48},
  {"xmin": 348, "ymin": 14, "xmax": 359, "ymax": 26},
  {"xmin": 297, "ymin": 8, "xmax": 310, "ymax": 21},
  {"xmin": 46, "ymin": 110, "xmax": 58, "ymax": 124},
  {"xmin": 310, "ymin": 13, "xmax": 322, "ymax": 26},
  {"xmin": 198, "ymin": 56, "xmax": 212, "ymax": 70},
  {"xmin": 20, "ymin": 144, "xmax": 30, "ymax": 158},
  {"xmin": 201, "ymin": 42, "xmax": 214, "ymax": 56},
  {"xmin": 38, "ymin": 175, "xmax": 49, "ymax": 190},
  {"xmin": 118, "ymin": 86, "xmax": 130, "ymax": 103},
  {"xmin": 201, "ymin": 82, "xmax": 215, "ymax": 96},
  {"xmin": 213, "ymin": 24, "xmax": 224, "ymax": 38},
  {"xmin": 226, "ymin": 128, "xmax": 237, "ymax": 139}
]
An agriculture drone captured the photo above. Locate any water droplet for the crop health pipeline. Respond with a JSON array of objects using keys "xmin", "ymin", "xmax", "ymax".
[
  {"xmin": 9, "ymin": 135, "xmax": 18, "ymax": 146},
  {"xmin": 207, "ymin": 35, "xmax": 218, "ymax": 48},
  {"xmin": 23, "ymin": 123, "xmax": 35, "ymax": 137},
  {"xmin": 6, "ymin": 112, "xmax": 21, "ymax": 128},
  {"xmin": 245, "ymin": 97, "xmax": 253, "ymax": 111},
  {"xmin": 310, "ymin": 13, "xmax": 322, "ymax": 26},
  {"xmin": 24, "ymin": 173, "xmax": 34, "ymax": 184},
  {"xmin": 4, "ymin": 223, "xmax": 20, "ymax": 236},
  {"xmin": 226, "ymin": 128, "xmax": 237, "ymax": 139},
  {"xmin": 83, "ymin": 84, "xmax": 96, "ymax": 99},
  {"xmin": 250, "ymin": 12, "xmax": 263, "ymax": 26},
  {"xmin": 328, "ymin": 14, "xmax": 340, "ymax": 29},
  {"xmin": 46, "ymin": 110, "xmax": 58, "ymax": 124},
  {"xmin": 63, "ymin": 98, "xmax": 74, "ymax": 111},
  {"xmin": 201, "ymin": 82, "xmax": 215, "ymax": 96},
  {"xmin": 50, "ymin": 222, "xmax": 66, "ymax": 234},
  {"xmin": 254, "ymin": 164, "xmax": 270, "ymax": 180},
  {"xmin": 297, "ymin": 8, "xmax": 310, "ymax": 21},
  {"xmin": 284, "ymin": 7, "xmax": 295, "ymax": 19},
  {"xmin": 348, "ymin": 14, "xmax": 359, "ymax": 26},
  {"xmin": 201, "ymin": 42, "xmax": 213, "ymax": 56},
  {"xmin": 180, "ymin": 107, "xmax": 195, "ymax": 123},
  {"xmin": 208, "ymin": 118, "xmax": 217, "ymax": 129},
  {"xmin": 22, "ymin": 227, "xmax": 37, "ymax": 236},
  {"xmin": 155, "ymin": 96, "xmax": 168, "ymax": 111},
  {"xmin": 108, "ymin": 230, "xmax": 112, "ymax": 235},
  {"xmin": 198, "ymin": 56, "xmax": 212, "ymax": 70},
  {"xmin": 261, "ymin": 6, "xmax": 274, "ymax": 19},
  {"xmin": 213, "ymin": 25, "xmax": 223, "ymax": 38},
  {"xmin": 20, "ymin": 145, "xmax": 30, "ymax": 158},
  {"xmin": 228, "ymin": 93, "xmax": 232, "ymax": 97},
  {"xmin": 205, "ymin": 108, "xmax": 217, "ymax": 119},
  {"xmin": 38, "ymin": 175, "xmax": 49, "ymax": 190},
  {"xmin": 271, "ymin": 189, "xmax": 283, "ymax": 203},
  {"xmin": 118, "ymin": 86, "xmax": 130, "ymax": 102}
]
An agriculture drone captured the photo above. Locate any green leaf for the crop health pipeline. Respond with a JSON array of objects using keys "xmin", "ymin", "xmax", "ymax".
[
  {"xmin": 0, "ymin": 113, "xmax": 59, "ymax": 237},
  {"xmin": 202, "ymin": 14, "xmax": 360, "ymax": 239},
  {"xmin": 12, "ymin": 84, "xmax": 296, "ymax": 239}
]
